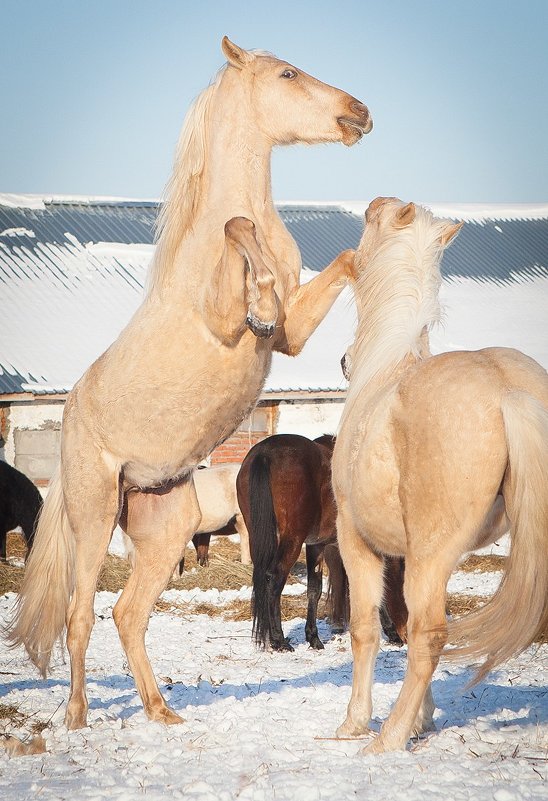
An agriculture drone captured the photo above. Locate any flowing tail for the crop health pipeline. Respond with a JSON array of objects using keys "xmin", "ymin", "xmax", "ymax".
[
  {"xmin": 446, "ymin": 391, "xmax": 548, "ymax": 682},
  {"xmin": 248, "ymin": 454, "xmax": 278, "ymax": 648},
  {"xmin": 4, "ymin": 468, "xmax": 75, "ymax": 676}
]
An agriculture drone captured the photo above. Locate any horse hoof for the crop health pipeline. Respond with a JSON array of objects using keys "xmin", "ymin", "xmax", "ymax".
[
  {"xmin": 336, "ymin": 719, "xmax": 372, "ymax": 739},
  {"xmin": 150, "ymin": 707, "xmax": 185, "ymax": 726},
  {"xmin": 64, "ymin": 710, "xmax": 88, "ymax": 731},
  {"xmin": 308, "ymin": 637, "xmax": 325, "ymax": 650},
  {"xmin": 272, "ymin": 639, "xmax": 294, "ymax": 652},
  {"xmin": 246, "ymin": 313, "xmax": 276, "ymax": 339}
]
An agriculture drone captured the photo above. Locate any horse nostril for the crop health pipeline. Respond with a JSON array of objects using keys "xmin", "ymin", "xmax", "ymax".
[{"xmin": 351, "ymin": 101, "xmax": 370, "ymax": 120}]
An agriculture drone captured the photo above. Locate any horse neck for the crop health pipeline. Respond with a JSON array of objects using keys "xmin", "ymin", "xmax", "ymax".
[
  {"xmin": 202, "ymin": 92, "xmax": 275, "ymax": 219},
  {"xmin": 147, "ymin": 74, "xmax": 283, "ymax": 300},
  {"xmin": 344, "ymin": 243, "xmax": 440, "ymax": 412}
]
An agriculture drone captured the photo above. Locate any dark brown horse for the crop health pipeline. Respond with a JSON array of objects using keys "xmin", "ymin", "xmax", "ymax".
[
  {"xmin": 236, "ymin": 433, "xmax": 339, "ymax": 651},
  {"xmin": 236, "ymin": 433, "xmax": 409, "ymax": 652}
]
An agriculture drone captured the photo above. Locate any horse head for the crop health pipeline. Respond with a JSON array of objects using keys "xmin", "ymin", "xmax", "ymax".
[{"xmin": 221, "ymin": 36, "xmax": 372, "ymax": 147}]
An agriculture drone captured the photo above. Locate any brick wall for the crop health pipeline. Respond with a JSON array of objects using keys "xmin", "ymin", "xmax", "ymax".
[
  {"xmin": 210, "ymin": 402, "xmax": 277, "ymax": 465},
  {"xmin": 211, "ymin": 430, "xmax": 265, "ymax": 464}
]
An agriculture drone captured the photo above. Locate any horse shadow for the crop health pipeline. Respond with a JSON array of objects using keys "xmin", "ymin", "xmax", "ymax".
[{"xmin": 2, "ymin": 644, "xmax": 544, "ymax": 733}]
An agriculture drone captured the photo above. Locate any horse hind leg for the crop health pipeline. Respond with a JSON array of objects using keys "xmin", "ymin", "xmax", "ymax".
[
  {"xmin": 305, "ymin": 543, "xmax": 325, "ymax": 649},
  {"xmin": 365, "ymin": 553, "xmax": 449, "ymax": 754},
  {"xmin": 63, "ymin": 458, "xmax": 122, "ymax": 730},
  {"xmin": 113, "ymin": 478, "xmax": 200, "ymax": 724}
]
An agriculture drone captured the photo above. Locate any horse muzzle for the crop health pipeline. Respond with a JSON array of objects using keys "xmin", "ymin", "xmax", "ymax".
[{"xmin": 338, "ymin": 101, "xmax": 373, "ymax": 144}]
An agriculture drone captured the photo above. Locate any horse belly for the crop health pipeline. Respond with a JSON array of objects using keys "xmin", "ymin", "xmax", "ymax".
[{"xmin": 72, "ymin": 332, "xmax": 272, "ymax": 489}]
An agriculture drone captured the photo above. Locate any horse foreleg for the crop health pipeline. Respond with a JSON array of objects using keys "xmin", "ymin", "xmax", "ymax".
[
  {"xmin": 336, "ymin": 501, "xmax": 384, "ymax": 739},
  {"xmin": 305, "ymin": 543, "xmax": 325, "ymax": 649},
  {"xmin": 274, "ymin": 249, "xmax": 354, "ymax": 356},
  {"xmin": 113, "ymin": 478, "xmax": 200, "ymax": 725},
  {"xmin": 204, "ymin": 217, "xmax": 277, "ymax": 343}
]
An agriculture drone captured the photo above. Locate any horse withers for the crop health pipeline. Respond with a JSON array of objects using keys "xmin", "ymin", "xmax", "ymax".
[
  {"xmin": 333, "ymin": 196, "xmax": 548, "ymax": 753},
  {"xmin": 6, "ymin": 37, "xmax": 372, "ymax": 730},
  {"xmin": 0, "ymin": 461, "xmax": 42, "ymax": 562}
]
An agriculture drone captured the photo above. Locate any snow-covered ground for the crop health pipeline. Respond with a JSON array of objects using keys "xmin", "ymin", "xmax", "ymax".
[{"xmin": 0, "ymin": 568, "xmax": 546, "ymax": 801}]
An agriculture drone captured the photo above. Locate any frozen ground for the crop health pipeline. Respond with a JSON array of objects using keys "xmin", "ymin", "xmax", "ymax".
[{"xmin": 0, "ymin": 568, "xmax": 546, "ymax": 801}]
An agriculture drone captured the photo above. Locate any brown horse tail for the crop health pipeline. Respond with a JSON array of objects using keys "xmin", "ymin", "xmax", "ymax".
[
  {"xmin": 249, "ymin": 453, "xmax": 278, "ymax": 648},
  {"xmin": 4, "ymin": 468, "xmax": 75, "ymax": 677},
  {"xmin": 446, "ymin": 390, "xmax": 548, "ymax": 682}
]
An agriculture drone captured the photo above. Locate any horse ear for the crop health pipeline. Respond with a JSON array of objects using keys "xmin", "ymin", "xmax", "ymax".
[
  {"xmin": 394, "ymin": 202, "xmax": 416, "ymax": 228},
  {"xmin": 440, "ymin": 221, "xmax": 463, "ymax": 246},
  {"xmin": 222, "ymin": 36, "xmax": 255, "ymax": 68}
]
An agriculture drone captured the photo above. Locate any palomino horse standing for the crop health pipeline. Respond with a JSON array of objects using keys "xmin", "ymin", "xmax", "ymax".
[
  {"xmin": 333, "ymin": 197, "xmax": 548, "ymax": 753},
  {"xmin": 6, "ymin": 37, "xmax": 371, "ymax": 730}
]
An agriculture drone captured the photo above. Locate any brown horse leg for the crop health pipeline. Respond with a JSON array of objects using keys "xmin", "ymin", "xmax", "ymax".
[
  {"xmin": 113, "ymin": 478, "xmax": 200, "ymax": 724},
  {"xmin": 380, "ymin": 556, "xmax": 408, "ymax": 645},
  {"xmin": 268, "ymin": 537, "xmax": 303, "ymax": 651},
  {"xmin": 193, "ymin": 532, "xmax": 211, "ymax": 566},
  {"xmin": 305, "ymin": 543, "xmax": 325, "ymax": 649},
  {"xmin": 324, "ymin": 542, "xmax": 349, "ymax": 633}
]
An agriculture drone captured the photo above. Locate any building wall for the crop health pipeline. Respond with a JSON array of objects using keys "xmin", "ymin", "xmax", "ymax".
[
  {"xmin": 1, "ymin": 397, "xmax": 345, "ymax": 486},
  {"xmin": 1, "ymin": 400, "xmax": 64, "ymax": 488},
  {"xmin": 275, "ymin": 398, "xmax": 343, "ymax": 439}
]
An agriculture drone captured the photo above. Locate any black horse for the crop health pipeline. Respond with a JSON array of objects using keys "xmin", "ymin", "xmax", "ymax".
[{"xmin": 0, "ymin": 461, "xmax": 42, "ymax": 561}]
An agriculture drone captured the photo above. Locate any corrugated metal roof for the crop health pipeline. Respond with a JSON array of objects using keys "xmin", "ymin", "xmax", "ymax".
[{"xmin": 1, "ymin": 196, "xmax": 547, "ymax": 396}]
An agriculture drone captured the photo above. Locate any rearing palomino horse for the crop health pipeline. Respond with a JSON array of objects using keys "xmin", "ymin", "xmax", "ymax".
[
  {"xmin": 6, "ymin": 37, "xmax": 372, "ymax": 730},
  {"xmin": 334, "ymin": 197, "xmax": 548, "ymax": 753}
]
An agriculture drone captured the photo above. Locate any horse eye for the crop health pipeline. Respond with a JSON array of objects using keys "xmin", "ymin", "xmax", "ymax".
[{"xmin": 281, "ymin": 69, "xmax": 297, "ymax": 79}]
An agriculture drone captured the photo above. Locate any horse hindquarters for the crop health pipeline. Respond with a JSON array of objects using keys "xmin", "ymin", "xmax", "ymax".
[{"xmin": 446, "ymin": 391, "xmax": 548, "ymax": 679}]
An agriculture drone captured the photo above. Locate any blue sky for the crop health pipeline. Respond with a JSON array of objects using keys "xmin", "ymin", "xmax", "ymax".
[{"xmin": 2, "ymin": 0, "xmax": 547, "ymax": 203}]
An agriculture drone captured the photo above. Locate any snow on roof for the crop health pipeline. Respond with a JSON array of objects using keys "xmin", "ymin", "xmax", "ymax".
[
  {"xmin": 0, "ymin": 195, "xmax": 546, "ymax": 397},
  {"xmin": 282, "ymin": 200, "xmax": 548, "ymax": 223}
]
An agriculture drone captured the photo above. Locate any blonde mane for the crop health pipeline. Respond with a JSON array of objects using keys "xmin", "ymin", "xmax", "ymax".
[
  {"xmin": 146, "ymin": 68, "xmax": 226, "ymax": 296},
  {"xmin": 344, "ymin": 207, "xmax": 449, "ymax": 413}
]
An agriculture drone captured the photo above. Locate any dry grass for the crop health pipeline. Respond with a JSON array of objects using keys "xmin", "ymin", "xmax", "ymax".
[
  {"xmin": 2, "ymin": 535, "xmax": 543, "ymax": 641},
  {"xmin": 0, "ymin": 702, "xmax": 50, "ymax": 736},
  {"xmin": 459, "ymin": 554, "xmax": 506, "ymax": 572}
]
